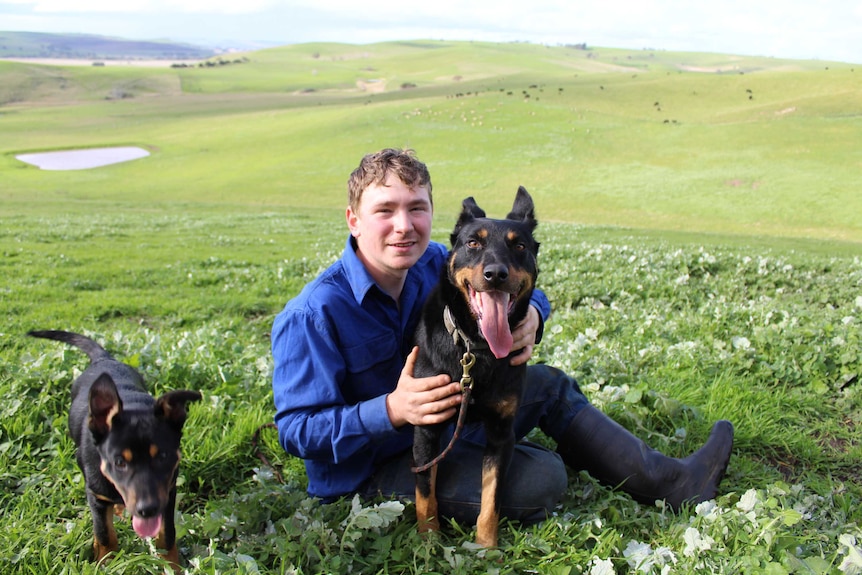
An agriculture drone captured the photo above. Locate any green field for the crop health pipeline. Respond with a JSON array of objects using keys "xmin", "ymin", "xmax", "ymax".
[
  {"xmin": 2, "ymin": 40, "xmax": 861, "ymax": 242},
  {"xmin": 1, "ymin": 41, "xmax": 861, "ymax": 574}
]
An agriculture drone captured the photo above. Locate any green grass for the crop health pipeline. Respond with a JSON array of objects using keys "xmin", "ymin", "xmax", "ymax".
[
  {"xmin": 1, "ymin": 211, "xmax": 861, "ymax": 574},
  {"xmin": 1, "ymin": 40, "xmax": 862, "ymax": 574}
]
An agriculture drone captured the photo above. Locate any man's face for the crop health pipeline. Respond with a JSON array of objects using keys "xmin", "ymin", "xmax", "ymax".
[{"xmin": 346, "ymin": 173, "xmax": 433, "ymax": 290}]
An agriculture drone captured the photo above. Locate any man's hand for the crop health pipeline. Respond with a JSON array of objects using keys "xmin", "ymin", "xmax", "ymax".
[
  {"xmin": 509, "ymin": 305, "xmax": 541, "ymax": 366},
  {"xmin": 386, "ymin": 346, "xmax": 462, "ymax": 428}
]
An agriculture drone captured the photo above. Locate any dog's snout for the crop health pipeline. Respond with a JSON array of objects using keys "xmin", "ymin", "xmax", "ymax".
[{"xmin": 483, "ymin": 263, "xmax": 509, "ymax": 284}]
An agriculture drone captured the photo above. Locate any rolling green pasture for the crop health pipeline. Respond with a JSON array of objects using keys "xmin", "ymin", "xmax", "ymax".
[
  {"xmin": 1, "ymin": 41, "xmax": 862, "ymax": 574},
  {"xmin": 2, "ymin": 40, "xmax": 861, "ymax": 241}
]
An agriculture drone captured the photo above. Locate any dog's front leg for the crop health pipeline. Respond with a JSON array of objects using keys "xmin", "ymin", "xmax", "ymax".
[
  {"xmin": 476, "ymin": 420, "xmax": 515, "ymax": 548},
  {"xmin": 88, "ymin": 491, "xmax": 119, "ymax": 562},
  {"xmin": 413, "ymin": 424, "xmax": 444, "ymax": 533},
  {"xmin": 154, "ymin": 488, "xmax": 181, "ymax": 573}
]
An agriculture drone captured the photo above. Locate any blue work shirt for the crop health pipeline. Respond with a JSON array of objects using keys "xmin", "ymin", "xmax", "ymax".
[{"xmin": 271, "ymin": 235, "xmax": 551, "ymax": 500}]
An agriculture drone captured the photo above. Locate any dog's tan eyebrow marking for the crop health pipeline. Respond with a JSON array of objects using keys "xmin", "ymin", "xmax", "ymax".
[
  {"xmin": 150, "ymin": 444, "xmax": 159, "ymax": 458},
  {"xmin": 477, "ymin": 228, "xmax": 488, "ymax": 239},
  {"xmin": 507, "ymin": 230, "xmax": 519, "ymax": 242},
  {"xmin": 122, "ymin": 449, "xmax": 133, "ymax": 463}
]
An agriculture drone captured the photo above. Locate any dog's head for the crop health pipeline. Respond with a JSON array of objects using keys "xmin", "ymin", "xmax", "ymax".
[
  {"xmin": 447, "ymin": 186, "xmax": 539, "ymax": 359},
  {"xmin": 87, "ymin": 374, "xmax": 201, "ymax": 539}
]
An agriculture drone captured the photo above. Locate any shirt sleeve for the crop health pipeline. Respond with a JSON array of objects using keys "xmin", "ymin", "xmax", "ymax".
[
  {"xmin": 271, "ymin": 306, "xmax": 398, "ymax": 464},
  {"xmin": 529, "ymin": 288, "xmax": 551, "ymax": 344}
]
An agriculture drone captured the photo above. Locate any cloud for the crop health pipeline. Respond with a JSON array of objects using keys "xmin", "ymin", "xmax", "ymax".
[
  {"xmin": 2, "ymin": 0, "xmax": 282, "ymax": 14},
  {"xmin": 1, "ymin": 0, "xmax": 860, "ymax": 62}
]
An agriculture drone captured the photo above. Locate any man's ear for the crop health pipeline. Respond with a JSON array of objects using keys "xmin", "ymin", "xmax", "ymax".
[{"xmin": 346, "ymin": 205, "xmax": 360, "ymax": 237}]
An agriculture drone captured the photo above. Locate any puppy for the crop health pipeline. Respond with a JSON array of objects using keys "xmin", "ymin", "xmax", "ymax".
[{"xmin": 29, "ymin": 330, "xmax": 201, "ymax": 571}]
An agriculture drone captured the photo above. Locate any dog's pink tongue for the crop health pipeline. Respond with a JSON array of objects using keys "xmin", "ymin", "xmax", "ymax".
[
  {"xmin": 478, "ymin": 291, "xmax": 513, "ymax": 359},
  {"xmin": 132, "ymin": 515, "xmax": 162, "ymax": 539}
]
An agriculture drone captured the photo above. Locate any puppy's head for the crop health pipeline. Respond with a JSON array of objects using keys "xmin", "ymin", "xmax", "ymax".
[{"xmin": 88, "ymin": 375, "xmax": 201, "ymax": 539}]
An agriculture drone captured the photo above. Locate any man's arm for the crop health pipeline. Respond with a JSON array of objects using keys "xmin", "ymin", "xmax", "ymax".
[
  {"xmin": 271, "ymin": 308, "xmax": 397, "ymax": 462},
  {"xmin": 509, "ymin": 288, "xmax": 551, "ymax": 366}
]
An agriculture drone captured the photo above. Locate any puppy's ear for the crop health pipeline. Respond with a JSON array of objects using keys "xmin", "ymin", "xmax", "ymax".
[
  {"xmin": 88, "ymin": 374, "xmax": 122, "ymax": 442},
  {"xmin": 507, "ymin": 186, "xmax": 537, "ymax": 232},
  {"xmin": 451, "ymin": 196, "xmax": 486, "ymax": 245},
  {"xmin": 154, "ymin": 390, "xmax": 202, "ymax": 431}
]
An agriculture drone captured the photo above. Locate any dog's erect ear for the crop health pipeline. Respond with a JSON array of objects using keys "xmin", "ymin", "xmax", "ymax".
[
  {"xmin": 451, "ymin": 196, "xmax": 487, "ymax": 245},
  {"xmin": 461, "ymin": 196, "xmax": 486, "ymax": 219},
  {"xmin": 507, "ymin": 186, "xmax": 537, "ymax": 231},
  {"xmin": 154, "ymin": 390, "xmax": 202, "ymax": 431},
  {"xmin": 88, "ymin": 374, "xmax": 123, "ymax": 441}
]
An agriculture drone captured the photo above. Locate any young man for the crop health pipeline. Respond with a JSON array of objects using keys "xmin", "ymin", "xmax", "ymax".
[{"xmin": 271, "ymin": 148, "xmax": 733, "ymax": 524}]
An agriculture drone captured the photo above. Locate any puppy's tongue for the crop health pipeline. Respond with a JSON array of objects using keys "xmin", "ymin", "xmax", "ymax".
[
  {"xmin": 476, "ymin": 291, "xmax": 513, "ymax": 359},
  {"xmin": 132, "ymin": 515, "xmax": 162, "ymax": 539}
]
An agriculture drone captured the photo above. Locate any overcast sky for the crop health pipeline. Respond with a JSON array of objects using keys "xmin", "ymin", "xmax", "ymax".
[{"xmin": 2, "ymin": 0, "xmax": 861, "ymax": 64}]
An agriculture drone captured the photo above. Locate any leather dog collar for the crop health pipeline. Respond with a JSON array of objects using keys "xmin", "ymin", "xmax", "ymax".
[{"xmin": 443, "ymin": 305, "xmax": 488, "ymax": 350}]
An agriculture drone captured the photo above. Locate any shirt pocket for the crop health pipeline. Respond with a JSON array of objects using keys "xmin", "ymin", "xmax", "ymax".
[{"xmin": 342, "ymin": 331, "xmax": 398, "ymax": 376}]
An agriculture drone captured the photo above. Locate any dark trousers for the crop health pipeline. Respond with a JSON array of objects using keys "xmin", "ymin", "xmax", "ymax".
[{"xmin": 362, "ymin": 365, "xmax": 588, "ymax": 524}]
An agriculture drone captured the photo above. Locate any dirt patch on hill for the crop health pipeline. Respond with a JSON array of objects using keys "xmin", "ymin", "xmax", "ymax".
[{"xmin": 356, "ymin": 79, "xmax": 387, "ymax": 93}]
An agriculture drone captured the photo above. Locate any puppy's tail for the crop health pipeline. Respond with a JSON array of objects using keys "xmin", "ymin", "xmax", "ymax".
[{"xmin": 27, "ymin": 330, "xmax": 114, "ymax": 363}]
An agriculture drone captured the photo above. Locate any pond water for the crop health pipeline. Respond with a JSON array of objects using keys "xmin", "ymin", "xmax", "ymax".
[{"xmin": 16, "ymin": 146, "xmax": 150, "ymax": 170}]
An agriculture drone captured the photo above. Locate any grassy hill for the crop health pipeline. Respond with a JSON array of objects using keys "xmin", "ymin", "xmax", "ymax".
[
  {"xmin": 1, "ymin": 40, "xmax": 860, "ymax": 244},
  {"xmin": 0, "ymin": 30, "xmax": 216, "ymax": 60}
]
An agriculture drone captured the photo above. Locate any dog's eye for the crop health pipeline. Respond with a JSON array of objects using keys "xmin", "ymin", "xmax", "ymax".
[
  {"xmin": 466, "ymin": 239, "xmax": 481, "ymax": 249},
  {"xmin": 114, "ymin": 457, "xmax": 128, "ymax": 470},
  {"xmin": 514, "ymin": 242, "xmax": 526, "ymax": 251}
]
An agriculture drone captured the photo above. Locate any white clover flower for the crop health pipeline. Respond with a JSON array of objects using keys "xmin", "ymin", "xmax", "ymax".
[
  {"xmin": 683, "ymin": 527, "xmax": 715, "ymax": 557},
  {"xmin": 589, "ymin": 557, "xmax": 616, "ymax": 575},
  {"xmin": 737, "ymin": 488, "xmax": 759, "ymax": 512},
  {"xmin": 668, "ymin": 341, "xmax": 698, "ymax": 355},
  {"xmin": 624, "ymin": 540, "xmax": 653, "ymax": 572},
  {"xmin": 855, "ymin": 295, "xmax": 862, "ymax": 310},
  {"xmin": 593, "ymin": 516, "xmax": 604, "ymax": 530},
  {"xmin": 255, "ymin": 356, "xmax": 272, "ymax": 377},
  {"xmin": 655, "ymin": 547, "xmax": 677, "ymax": 568},
  {"xmin": 624, "ymin": 540, "xmax": 677, "ymax": 573},
  {"xmin": 839, "ymin": 533, "xmax": 862, "ymax": 575},
  {"xmin": 574, "ymin": 333, "xmax": 590, "ymax": 350},
  {"xmin": 736, "ymin": 489, "xmax": 757, "ymax": 513},
  {"xmin": 731, "ymin": 336, "xmax": 752, "ymax": 351},
  {"xmin": 695, "ymin": 499, "xmax": 717, "ymax": 518}
]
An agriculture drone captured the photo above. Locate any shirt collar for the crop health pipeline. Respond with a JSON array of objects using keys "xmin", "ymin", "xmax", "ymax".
[
  {"xmin": 342, "ymin": 235, "xmax": 377, "ymax": 304},
  {"xmin": 341, "ymin": 235, "xmax": 439, "ymax": 306}
]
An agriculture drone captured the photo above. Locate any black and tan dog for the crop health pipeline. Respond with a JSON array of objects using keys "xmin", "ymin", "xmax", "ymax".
[
  {"xmin": 29, "ymin": 330, "xmax": 201, "ymax": 572},
  {"xmin": 412, "ymin": 187, "xmax": 539, "ymax": 548}
]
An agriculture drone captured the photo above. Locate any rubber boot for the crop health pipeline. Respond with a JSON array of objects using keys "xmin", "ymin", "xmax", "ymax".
[{"xmin": 557, "ymin": 405, "xmax": 733, "ymax": 510}]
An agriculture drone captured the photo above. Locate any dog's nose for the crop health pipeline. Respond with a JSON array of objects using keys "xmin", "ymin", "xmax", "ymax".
[
  {"xmin": 483, "ymin": 263, "xmax": 509, "ymax": 284},
  {"xmin": 136, "ymin": 500, "xmax": 160, "ymax": 518}
]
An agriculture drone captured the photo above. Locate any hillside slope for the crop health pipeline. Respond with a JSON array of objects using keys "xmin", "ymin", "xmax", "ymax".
[
  {"xmin": 0, "ymin": 30, "xmax": 216, "ymax": 60},
  {"xmin": 1, "ymin": 40, "xmax": 860, "ymax": 243}
]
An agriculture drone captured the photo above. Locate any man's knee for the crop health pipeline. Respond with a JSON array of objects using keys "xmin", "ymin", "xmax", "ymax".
[{"xmin": 499, "ymin": 441, "xmax": 568, "ymax": 523}]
